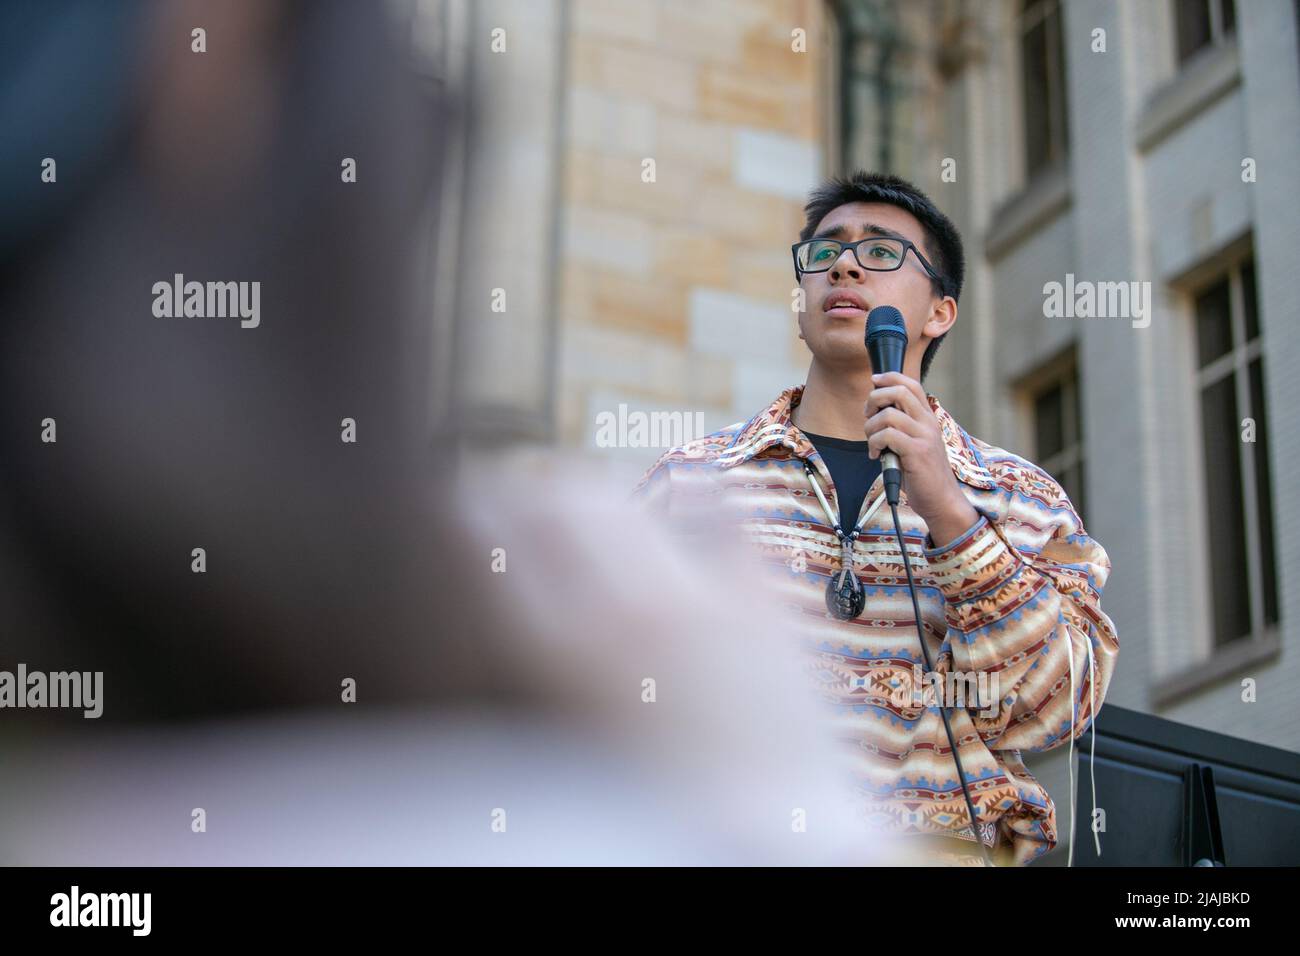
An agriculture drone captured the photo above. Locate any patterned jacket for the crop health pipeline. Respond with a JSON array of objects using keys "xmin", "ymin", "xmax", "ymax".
[{"xmin": 630, "ymin": 382, "xmax": 1119, "ymax": 865}]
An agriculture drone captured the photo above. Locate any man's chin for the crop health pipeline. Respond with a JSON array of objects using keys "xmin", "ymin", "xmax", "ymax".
[{"xmin": 810, "ymin": 333, "xmax": 874, "ymax": 367}]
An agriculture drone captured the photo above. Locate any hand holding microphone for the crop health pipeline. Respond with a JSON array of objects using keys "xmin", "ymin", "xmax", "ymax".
[{"xmin": 863, "ymin": 306, "xmax": 979, "ymax": 544}]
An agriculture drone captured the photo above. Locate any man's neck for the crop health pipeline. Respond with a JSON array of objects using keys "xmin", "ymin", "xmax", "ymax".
[{"xmin": 792, "ymin": 360, "xmax": 877, "ymax": 441}]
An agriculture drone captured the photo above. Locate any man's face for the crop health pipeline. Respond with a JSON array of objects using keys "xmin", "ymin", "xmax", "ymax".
[{"xmin": 795, "ymin": 201, "xmax": 952, "ymax": 376}]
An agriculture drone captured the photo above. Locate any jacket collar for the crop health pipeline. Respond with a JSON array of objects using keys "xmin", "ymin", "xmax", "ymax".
[{"xmin": 716, "ymin": 382, "xmax": 997, "ymax": 491}]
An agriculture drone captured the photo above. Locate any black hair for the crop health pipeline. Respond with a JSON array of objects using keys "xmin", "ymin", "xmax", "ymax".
[{"xmin": 798, "ymin": 171, "xmax": 964, "ymax": 381}]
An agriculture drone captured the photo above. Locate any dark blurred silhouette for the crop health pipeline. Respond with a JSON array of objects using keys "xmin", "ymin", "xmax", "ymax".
[{"xmin": 0, "ymin": 0, "xmax": 510, "ymax": 722}]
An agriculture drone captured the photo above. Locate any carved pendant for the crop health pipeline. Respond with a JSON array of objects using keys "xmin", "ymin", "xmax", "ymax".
[{"xmin": 825, "ymin": 541, "xmax": 865, "ymax": 620}]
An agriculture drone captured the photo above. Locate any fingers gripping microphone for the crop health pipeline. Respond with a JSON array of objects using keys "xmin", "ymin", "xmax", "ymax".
[{"xmin": 865, "ymin": 306, "xmax": 907, "ymax": 506}]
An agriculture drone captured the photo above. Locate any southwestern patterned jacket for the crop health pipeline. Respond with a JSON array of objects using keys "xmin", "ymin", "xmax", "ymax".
[{"xmin": 630, "ymin": 383, "xmax": 1119, "ymax": 865}]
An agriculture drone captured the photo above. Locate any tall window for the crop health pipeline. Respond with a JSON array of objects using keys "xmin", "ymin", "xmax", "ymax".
[
  {"xmin": 1193, "ymin": 256, "xmax": 1279, "ymax": 648},
  {"xmin": 1174, "ymin": 0, "xmax": 1237, "ymax": 66},
  {"xmin": 1030, "ymin": 356, "xmax": 1086, "ymax": 525},
  {"xmin": 830, "ymin": 0, "xmax": 919, "ymax": 175},
  {"xmin": 1019, "ymin": 0, "xmax": 1070, "ymax": 180}
]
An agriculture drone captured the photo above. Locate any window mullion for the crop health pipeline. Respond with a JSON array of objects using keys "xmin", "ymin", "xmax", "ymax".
[{"xmin": 1229, "ymin": 267, "xmax": 1265, "ymax": 642}]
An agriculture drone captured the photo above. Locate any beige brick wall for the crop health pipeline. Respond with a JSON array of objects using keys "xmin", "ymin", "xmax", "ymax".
[{"xmin": 557, "ymin": 0, "xmax": 828, "ymax": 457}]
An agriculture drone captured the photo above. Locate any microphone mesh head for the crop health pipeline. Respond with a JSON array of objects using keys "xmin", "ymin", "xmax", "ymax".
[{"xmin": 866, "ymin": 305, "xmax": 907, "ymax": 346}]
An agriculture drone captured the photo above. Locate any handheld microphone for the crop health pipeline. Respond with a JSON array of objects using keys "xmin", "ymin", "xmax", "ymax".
[{"xmin": 865, "ymin": 306, "xmax": 907, "ymax": 506}]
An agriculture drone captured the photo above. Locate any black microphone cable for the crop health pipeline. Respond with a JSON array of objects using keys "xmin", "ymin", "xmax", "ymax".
[{"xmin": 888, "ymin": 497, "xmax": 995, "ymax": 867}]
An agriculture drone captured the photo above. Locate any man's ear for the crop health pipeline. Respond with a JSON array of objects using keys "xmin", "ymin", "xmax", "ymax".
[{"xmin": 922, "ymin": 295, "xmax": 957, "ymax": 340}]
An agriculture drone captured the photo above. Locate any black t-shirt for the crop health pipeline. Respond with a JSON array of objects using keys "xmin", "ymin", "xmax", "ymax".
[{"xmin": 801, "ymin": 431, "xmax": 883, "ymax": 533}]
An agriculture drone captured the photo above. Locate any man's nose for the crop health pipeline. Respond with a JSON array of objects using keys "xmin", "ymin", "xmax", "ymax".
[{"xmin": 829, "ymin": 246, "xmax": 864, "ymax": 280}]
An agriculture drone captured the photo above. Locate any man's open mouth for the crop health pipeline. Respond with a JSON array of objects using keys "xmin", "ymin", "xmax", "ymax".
[{"xmin": 823, "ymin": 293, "xmax": 869, "ymax": 316}]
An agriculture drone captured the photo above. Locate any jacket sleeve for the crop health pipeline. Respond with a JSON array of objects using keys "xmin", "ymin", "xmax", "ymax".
[{"xmin": 920, "ymin": 470, "xmax": 1119, "ymax": 753}]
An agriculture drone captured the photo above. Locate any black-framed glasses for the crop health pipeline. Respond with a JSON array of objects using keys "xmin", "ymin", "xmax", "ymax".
[{"xmin": 791, "ymin": 235, "xmax": 942, "ymax": 284}]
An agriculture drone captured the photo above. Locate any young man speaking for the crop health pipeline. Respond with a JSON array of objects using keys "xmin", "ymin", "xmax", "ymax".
[{"xmin": 631, "ymin": 172, "xmax": 1119, "ymax": 866}]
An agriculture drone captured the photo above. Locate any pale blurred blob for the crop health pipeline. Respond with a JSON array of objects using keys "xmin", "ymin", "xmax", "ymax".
[{"xmin": 2, "ymin": 456, "xmax": 932, "ymax": 865}]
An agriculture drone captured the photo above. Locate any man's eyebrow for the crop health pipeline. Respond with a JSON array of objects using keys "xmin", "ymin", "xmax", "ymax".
[{"xmin": 810, "ymin": 221, "xmax": 912, "ymax": 244}]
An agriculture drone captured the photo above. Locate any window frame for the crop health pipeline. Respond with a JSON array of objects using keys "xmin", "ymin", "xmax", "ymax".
[
  {"xmin": 1017, "ymin": 0, "xmax": 1070, "ymax": 182},
  {"xmin": 1016, "ymin": 345, "xmax": 1087, "ymax": 526},
  {"xmin": 1173, "ymin": 0, "xmax": 1237, "ymax": 69},
  {"xmin": 1189, "ymin": 252, "xmax": 1278, "ymax": 650}
]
